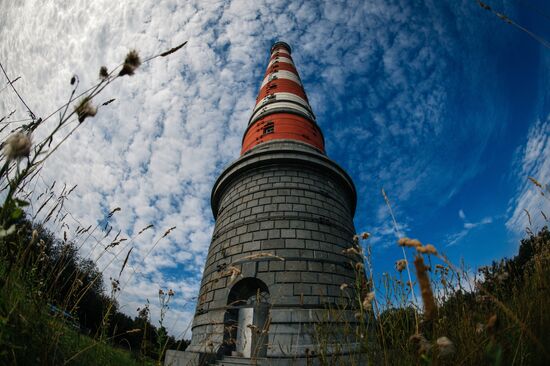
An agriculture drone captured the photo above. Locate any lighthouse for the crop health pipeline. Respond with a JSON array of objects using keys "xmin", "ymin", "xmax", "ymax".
[{"xmin": 167, "ymin": 42, "xmax": 362, "ymax": 366}]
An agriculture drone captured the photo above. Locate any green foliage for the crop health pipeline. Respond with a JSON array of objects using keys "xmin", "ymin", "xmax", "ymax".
[
  {"xmin": 314, "ymin": 227, "xmax": 550, "ymax": 366},
  {"xmin": 0, "ymin": 42, "xmax": 188, "ymax": 365}
]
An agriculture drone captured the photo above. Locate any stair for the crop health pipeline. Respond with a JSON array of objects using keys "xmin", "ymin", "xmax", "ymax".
[{"xmin": 211, "ymin": 355, "xmax": 266, "ymax": 366}]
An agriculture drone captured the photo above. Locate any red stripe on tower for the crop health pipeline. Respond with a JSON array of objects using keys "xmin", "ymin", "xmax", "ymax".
[{"xmin": 241, "ymin": 41, "xmax": 325, "ymax": 155}]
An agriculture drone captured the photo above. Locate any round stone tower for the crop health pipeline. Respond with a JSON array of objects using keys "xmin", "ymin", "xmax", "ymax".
[{"xmin": 179, "ymin": 42, "xmax": 362, "ymax": 365}]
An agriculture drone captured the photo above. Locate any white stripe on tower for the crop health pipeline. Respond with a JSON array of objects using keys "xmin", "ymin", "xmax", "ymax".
[
  {"xmin": 253, "ymin": 92, "xmax": 312, "ymax": 114},
  {"xmin": 260, "ymin": 70, "xmax": 302, "ymax": 88},
  {"xmin": 250, "ymin": 101, "xmax": 315, "ymax": 123},
  {"xmin": 267, "ymin": 57, "xmax": 294, "ymax": 68},
  {"xmin": 271, "ymin": 50, "xmax": 291, "ymax": 58}
]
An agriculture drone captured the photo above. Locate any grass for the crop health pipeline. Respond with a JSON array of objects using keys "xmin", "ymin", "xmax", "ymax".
[
  {"xmin": 1, "ymin": 34, "xmax": 548, "ymax": 365},
  {"xmin": 309, "ymin": 224, "xmax": 550, "ymax": 366},
  {"xmin": 0, "ymin": 42, "xmax": 188, "ymax": 365}
]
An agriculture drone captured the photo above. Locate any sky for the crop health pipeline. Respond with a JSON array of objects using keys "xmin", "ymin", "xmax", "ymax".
[{"xmin": 1, "ymin": 0, "xmax": 549, "ymax": 338}]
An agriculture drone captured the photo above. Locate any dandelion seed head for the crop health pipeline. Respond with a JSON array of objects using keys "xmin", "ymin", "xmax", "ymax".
[
  {"xmin": 497, "ymin": 271, "xmax": 509, "ymax": 282},
  {"xmin": 225, "ymin": 265, "xmax": 242, "ymax": 284},
  {"xmin": 31, "ymin": 230, "xmax": 38, "ymax": 245},
  {"xmin": 410, "ymin": 333, "xmax": 431, "ymax": 355},
  {"xmin": 398, "ymin": 237, "xmax": 422, "ymax": 248},
  {"xmin": 99, "ymin": 66, "xmax": 108, "ymax": 80},
  {"xmin": 362, "ymin": 291, "xmax": 375, "ymax": 309},
  {"xmin": 395, "ymin": 259, "xmax": 407, "ymax": 272},
  {"xmin": 436, "ymin": 336, "xmax": 455, "ymax": 357},
  {"xmin": 119, "ymin": 49, "xmax": 141, "ymax": 76},
  {"xmin": 3, "ymin": 132, "xmax": 31, "ymax": 160},
  {"xmin": 342, "ymin": 247, "xmax": 362, "ymax": 256},
  {"xmin": 417, "ymin": 244, "xmax": 438, "ymax": 255},
  {"xmin": 75, "ymin": 98, "xmax": 97, "ymax": 123}
]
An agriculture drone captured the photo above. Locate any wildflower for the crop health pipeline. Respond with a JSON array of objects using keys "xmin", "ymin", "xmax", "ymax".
[
  {"xmin": 339, "ymin": 283, "xmax": 348, "ymax": 291},
  {"xmin": 110, "ymin": 278, "xmax": 120, "ymax": 293},
  {"xmin": 159, "ymin": 289, "xmax": 164, "ymax": 296},
  {"xmin": 410, "ymin": 333, "xmax": 431, "ymax": 355},
  {"xmin": 475, "ymin": 323, "xmax": 485, "ymax": 334},
  {"xmin": 486, "ymin": 314, "xmax": 498, "ymax": 335},
  {"xmin": 30, "ymin": 230, "xmax": 38, "ymax": 245},
  {"xmin": 528, "ymin": 176, "xmax": 543, "ymax": 188},
  {"xmin": 225, "ymin": 265, "xmax": 242, "ymax": 283},
  {"xmin": 342, "ymin": 247, "xmax": 362, "ymax": 256},
  {"xmin": 362, "ymin": 291, "xmax": 375, "ymax": 308},
  {"xmin": 497, "ymin": 271, "xmax": 509, "ymax": 282},
  {"xmin": 436, "ymin": 264, "xmax": 445, "ymax": 270},
  {"xmin": 3, "ymin": 132, "xmax": 31, "ymax": 160},
  {"xmin": 75, "ymin": 98, "xmax": 97, "ymax": 123},
  {"xmin": 119, "ymin": 50, "xmax": 141, "ymax": 76},
  {"xmin": 436, "ymin": 336, "xmax": 455, "ymax": 357},
  {"xmin": 361, "ymin": 232, "xmax": 370, "ymax": 240},
  {"xmin": 414, "ymin": 255, "xmax": 437, "ymax": 321},
  {"xmin": 355, "ymin": 262, "xmax": 364, "ymax": 271},
  {"xmin": 398, "ymin": 237, "xmax": 422, "ymax": 248},
  {"xmin": 162, "ymin": 226, "xmax": 176, "ymax": 238},
  {"xmin": 395, "ymin": 259, "xmax": 407, "ymax": 272},
  {"xmin": 168, "ymin": 289, "xmax": 175, "ymax": 297},
  {"xmin": 417, "ymin": 244, "xmax": 437, "ymax": 255},
  {"xmin": 99, "ymin": 66, "xmax": 109, "ymax": 80},
  {"xmin": 234, "ymin": 252, "xmax": 284, "ymax": 263},
  {"xmin": 352, "ymin": 234, "xmax": 359, "ymax": 243}
]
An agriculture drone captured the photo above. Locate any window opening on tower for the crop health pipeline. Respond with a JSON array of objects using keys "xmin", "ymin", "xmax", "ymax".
[{"xmin": 263, "ymin": 122, "xmax": 274, "ymax": 135}]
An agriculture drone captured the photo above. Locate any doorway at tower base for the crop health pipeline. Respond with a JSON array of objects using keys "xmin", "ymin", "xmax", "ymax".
[
  {"xmin": 164, "ymin": 307, "xmax": 365, "ymax": 366},
  {"xmin": 164, "ymin": 349, "xmax": 369, "ymax": 366}
]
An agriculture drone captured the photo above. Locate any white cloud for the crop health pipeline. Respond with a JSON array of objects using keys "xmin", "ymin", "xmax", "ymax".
[
  {"xmin": 0, "ymin": 0, "xmax": 531, "ymax": 338},
  {"xmin": 506, "ymin": 116, "xmax": 550, "ymax": 235},
  {"xmin": 446, "ymin": 216, "xmax": 494, "ymax": 247}
]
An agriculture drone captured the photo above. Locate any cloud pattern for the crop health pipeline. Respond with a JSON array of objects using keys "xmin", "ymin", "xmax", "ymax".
[{"xmin": 0, "ymin": 0, "xmax": 547, "ymax": 336}]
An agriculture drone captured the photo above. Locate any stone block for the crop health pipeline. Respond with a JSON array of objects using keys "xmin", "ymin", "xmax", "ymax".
[
  {"xmin": 281, "ymin": 229, "xmax": 296, "ymax": 238},
  {"xmin": 286, "ymin": 260, "xmax": 307, "ymax": 271},
  {"xmin": 258, "ymin": 261, "xmax": 269, "ymax": 272},
  {"xmin": 276, "ymin": 271, "xmax": 301, "ymax": 283},
  {"xmin": 269, "ymin": 261, "xmax": 285, "ymax": 271},
  {"xmin": 243, "ymin": 241, "xmax": 261, "ymax": 252},
  {"xmin": 253, "ymin": 231, "xmax": 268, "ymax": 240},
  {"xmin": 285, "ymin": 238, "xmax": 305, "ymax": 248},
  {"xmin": 260, "ymin": 221, "xmax": 274, "ymax": 229},
  {"xmin": 262, "ymin": 238, "xmax": 285, "ymax": 249}
]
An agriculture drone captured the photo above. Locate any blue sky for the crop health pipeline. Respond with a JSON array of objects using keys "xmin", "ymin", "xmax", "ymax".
[{"xmin": 1, "ymin": 0, "xmax": 549, "ymax": 337}]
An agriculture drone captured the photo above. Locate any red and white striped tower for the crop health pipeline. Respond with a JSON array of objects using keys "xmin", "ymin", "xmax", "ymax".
[
  {"xmin": 169, "ymin": 42, "xmax": 361, "ymax": 366},
  {"xmin": 241, "ymin": 41, "xmax": 325, "ymax": 155}
]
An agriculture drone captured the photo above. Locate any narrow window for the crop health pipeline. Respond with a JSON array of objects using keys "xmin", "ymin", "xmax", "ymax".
[{"xmin": 263, "ymin": 122, "xmax": 274, "ymax": 135}]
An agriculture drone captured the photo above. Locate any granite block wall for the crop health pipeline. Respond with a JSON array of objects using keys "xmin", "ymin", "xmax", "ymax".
[{"xmin": 186, "ymin": 141, "xmax": 362, "ymax": 357}]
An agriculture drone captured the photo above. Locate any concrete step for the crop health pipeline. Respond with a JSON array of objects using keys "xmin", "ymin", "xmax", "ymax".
[{"xmin": 212, "ymin": 356, "xmax": 266, "ymax": 366}]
